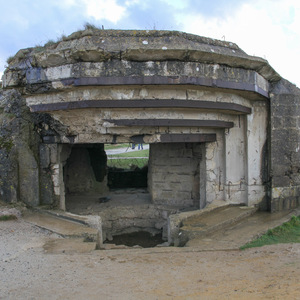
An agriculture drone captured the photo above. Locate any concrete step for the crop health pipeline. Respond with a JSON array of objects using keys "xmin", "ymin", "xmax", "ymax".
[
  {"xmin": 23, "ymin": 210, "xmax": 99, "ymax": 241},
  {"xmin": 177, "ymin": 205, "xmax": 257, "ymax": 246}
]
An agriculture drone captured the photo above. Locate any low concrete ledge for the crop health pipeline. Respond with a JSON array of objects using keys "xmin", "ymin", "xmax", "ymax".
[
  {"xmin": 168, "ymin": 204, "xmax": 257, "ymax": 246},
  {"xmin": 25, "ymin": 209, "xmax": 103, "ymax": 249}
]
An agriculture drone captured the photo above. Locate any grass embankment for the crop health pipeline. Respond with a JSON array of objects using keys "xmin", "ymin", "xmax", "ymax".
[{"xmin": 241, "ymin": 215, "xmax": 300, "ymax": 250}]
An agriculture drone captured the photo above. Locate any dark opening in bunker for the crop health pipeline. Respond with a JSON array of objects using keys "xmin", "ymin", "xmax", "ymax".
[
  {"xmin": 64, "ymin": 144, "xmax": 108, "ymax": 198},
  {"xmin": 64, "ymin": 143, "xmax": 151, "ymax": 213},
  {"xmin": 106, "ymin": 143, "xmax": 149, "ymax": 189},
  {"xmin": 104, "ymin": 231, "xmax": 164, "ymax": 248}
]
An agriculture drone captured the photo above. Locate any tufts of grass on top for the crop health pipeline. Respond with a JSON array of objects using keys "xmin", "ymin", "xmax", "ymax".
[
  {"xmin": 6, "ymin": 56, "xmax": 15, "ymax": 64},
  {"xmin": 240, "ymin": 215, "xmax": 300, "ymax": 250},
  {"xmin": 83, "ymin": 22, "xmax": 99, "ymax": 31}
]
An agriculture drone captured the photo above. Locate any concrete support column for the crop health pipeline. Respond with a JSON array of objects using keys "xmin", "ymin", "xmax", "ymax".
[
  {"xmin": 199, "ymin": 143, "xmax": 206, "ymax": 209},
  {"xmin": 224, "ymin": 116, "xmax": 247, "ymax": 204},
  {"xmin": 50, "ymin": 144, "xmax": 72, "ymax": 211},
  {"xmin": 246, "ymin": 101, "xmax": 268, "ymax": 207},
  {"xmin": 205, "ymin": 130, "xmax": 225, "ymax": 205}
]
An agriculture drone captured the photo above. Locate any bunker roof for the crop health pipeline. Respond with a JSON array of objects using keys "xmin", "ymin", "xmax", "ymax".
[{"xmin": 6, "ymin": 29, "xmax": 280, "ymax": 82}]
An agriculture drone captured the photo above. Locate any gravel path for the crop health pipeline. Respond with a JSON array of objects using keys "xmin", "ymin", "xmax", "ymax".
[{"xmin": 1, "ymin": 205, "xmax": 300, "ymax": 299}]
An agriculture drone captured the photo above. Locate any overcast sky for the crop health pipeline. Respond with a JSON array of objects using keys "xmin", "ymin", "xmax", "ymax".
[{"xmin": 0, "ymin": 0, "xmax": 299, "ymax": 87}]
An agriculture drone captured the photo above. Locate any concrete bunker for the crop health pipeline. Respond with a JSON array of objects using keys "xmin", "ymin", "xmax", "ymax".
[
  {"xmin": 1, "ymin": 29, "xmax": 300, "ymax": 246},
  {"xmin": 60, "ymin": 141, "xmax": 206, "ymax": 245}
]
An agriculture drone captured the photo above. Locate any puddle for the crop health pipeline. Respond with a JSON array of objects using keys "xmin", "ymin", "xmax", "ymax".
[{"xmin": 104, "ymin": 231, "xmax": 164, "ymax": 248}]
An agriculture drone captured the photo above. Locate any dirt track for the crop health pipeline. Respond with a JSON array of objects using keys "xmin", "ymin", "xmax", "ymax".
[{"xmin": 1, "ymin": 217, "xmax": 299, "ymax": 300}]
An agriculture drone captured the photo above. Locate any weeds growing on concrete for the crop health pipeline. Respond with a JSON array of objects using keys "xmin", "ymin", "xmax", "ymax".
[
  {"xmin": 83, "ymin": 22, "xmax": 99, "ymax": 31},
  {"xmin": 6, "ymin": 56, "xmax": 15, "ymax": 64},
  {"xmin": 0, "ymin": 215, "xmax": 17, "ymax": 221},
  {"xmin": 240, "ymin": 215, "xmax": 300, "ymax": 250}
]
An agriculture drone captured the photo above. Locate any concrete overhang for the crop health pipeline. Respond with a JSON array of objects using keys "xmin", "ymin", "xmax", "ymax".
[{"xmin": 3, "ymin": 30, "xmax": 279, "ymax": 96}]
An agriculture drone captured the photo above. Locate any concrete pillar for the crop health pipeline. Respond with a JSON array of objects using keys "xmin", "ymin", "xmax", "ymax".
[
  {"xmin": 246, "ymin": 101, "xmax": 268, "ymax": 207},
  {"xmin": 205, "ymin": 130, "xmax": 225, "ymax": 205},
  {"xmin": 224, "ymin": 116, "xmax": 247, "ymax": 204}
]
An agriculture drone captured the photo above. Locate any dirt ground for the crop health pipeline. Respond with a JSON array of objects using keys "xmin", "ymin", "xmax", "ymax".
[{"xmin": 1, "ymin": 215, "xmax": 299, "ymax": 300}]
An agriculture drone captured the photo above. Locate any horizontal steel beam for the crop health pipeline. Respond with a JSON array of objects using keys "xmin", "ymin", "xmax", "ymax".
[
  {"xmin": 159, "ymin": 133, "xmax": 216, "ymax": 143},
  {"xmin": 61, "ymin": 75, "xmax": 269, "ymax": 98},
  {"xmin": 30, "ymin": 99, "xmax": 251, "ymax": 114},
  {"xmin": 106, "ymin": 119, "xmax": 234, "ymax": 128}
]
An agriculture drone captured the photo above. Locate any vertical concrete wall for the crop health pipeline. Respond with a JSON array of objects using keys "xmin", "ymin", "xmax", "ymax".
[
  {"xmin": 0, "ymin": 89, "xmax": 41, "ymax": 207},
  {"xmin": 205, "ymin": 106, "xmax": 268, "ymax": 209},
  {"xmin": 205, "ymin": 130, "xmax": 225, "ymax": 205},
  {"xmin": 269, "ymin": 79, "xmax": 300, "ymax": 211},
  {"xmin": 246, "ymin": 101, "xmax": 268, "ymax": 208},
  {"xmin": 64, "ymin": 145, "xmax": 108, "ymax": 195},
  {"xmin": 224, "ymin": 115, "xmax": 247, "ymax": 204},
  {"xmin": 148, "ymin": 143, "xmax": 202, "ymax": 208}
]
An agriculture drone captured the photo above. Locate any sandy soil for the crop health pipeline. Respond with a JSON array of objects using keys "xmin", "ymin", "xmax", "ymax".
[{"xmin": 1, "ymin": 215, "xmax": 299, "ymax": 300}]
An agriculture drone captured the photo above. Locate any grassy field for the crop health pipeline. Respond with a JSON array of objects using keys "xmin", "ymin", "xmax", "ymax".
[
  {"xmin": 240, "ymin": 215, "xmax": 300, "ymax": 250},
  {"xmin": 107, "ymin": 149, "xmax": 149, "ymax": 158},
  {"xmin": 104, "ymin": 144, "xmax": 131, "ymax": 150},
  {"xmin": 106, "ymin": 147, "xmax": 149, "ymax": 169}
]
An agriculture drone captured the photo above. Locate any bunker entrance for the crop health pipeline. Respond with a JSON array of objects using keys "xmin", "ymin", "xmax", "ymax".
[
  {"xmin": 105, "ymin": 143, "xmax": 149, "ymax": 190},
  {"xmin": 63, "ymin": 142, "xmax": 204, "ymax": 247},
  {"xmin": 64, "ymin": 143, "xmax": 151, "ymax": 213}
]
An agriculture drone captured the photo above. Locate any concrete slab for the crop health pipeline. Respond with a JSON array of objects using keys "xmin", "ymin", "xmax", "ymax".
[
  {"xmin": 175, "ymin": 205, "xmax": 257, "ymax": 246},
  {"xmin": 43, "ymin": 238, "xmax": 96, "ymax": 254},
  {"xmin": 23, "ymin": 210, "xmax": 98, "ymax": 239},
  {"xmin": 186, "ymin": 208, "xmax": 300, "ymax": 250}
]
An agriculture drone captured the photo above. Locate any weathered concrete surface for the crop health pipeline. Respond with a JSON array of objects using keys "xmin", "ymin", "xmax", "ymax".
[
  {"xmin": 65, "ymin": 190, "xmax": 178, "ymax": 241},
  {"xmin": 269, "ymin": 79, "xmax": 300, "ymax": 211},
  {"xmin": 186, "ymin": 207, "xmax": 300, "ymax": 250},
  {"xmin": 169, "ymin": 205, "xmax": 257, "ymax": 246},
  {"xmin": 148, "ymin": 143, "xmax": 202, "ymax": 207},
  {"xmin": 3, "ymin": 30, "xmax": 279, "ymax": 88},
  {"xmin": 0, "ymin": 89, "xmax": 41, "ymax": 206},
  {"xmin": 22, "ymin": 210, "xmax": 99, "ymax": 243}
]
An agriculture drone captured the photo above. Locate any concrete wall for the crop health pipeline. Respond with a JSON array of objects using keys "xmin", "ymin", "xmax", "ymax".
[
  {"xmin": 148, "ymin": 143, "xmax": 203, "ymax": 208},
  {"xmin": 269, "ymin": 79, "xmax": 300, "ymax": 211}
]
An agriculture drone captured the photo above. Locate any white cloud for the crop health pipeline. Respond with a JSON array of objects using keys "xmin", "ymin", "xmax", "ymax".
[
  {"xmin": 80, "ymin": 0, "xmax": 127, "ymax": 23},
  {"xmin": 177, "ymin": 0, "xmax": 300, "ymax": 87}
]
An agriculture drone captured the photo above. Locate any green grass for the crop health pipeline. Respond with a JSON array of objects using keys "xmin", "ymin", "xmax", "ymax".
[
  {"xmin": 108, "ymin": 149, "xmax": 149, "ymax": 158},
  {"xmin": 240, "ymin": 215, "xmax": 300, "ymax": 250},
  {"xmin": 107, "ymin": 158, "xmax": 148, "ymax": 169},
  {"xmin": 104, "ymin": 144, "xmax": 131, "ymax": 150},
  {"xmin": 0, "ymin": 215, "xmax": 17, "ymax": 221}
]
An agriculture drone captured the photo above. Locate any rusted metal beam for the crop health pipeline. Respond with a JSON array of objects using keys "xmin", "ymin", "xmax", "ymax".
[
  {"xmin": 30, "ymin": 99, "xmax": 251, "ymax": 114},
  {"xmin": 106, "ymin": 119, "xmax": 234, "ymax": 128},
  {"xmin": 61, "ymin": 75, "xmax": 269, "ymax": 98}
]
